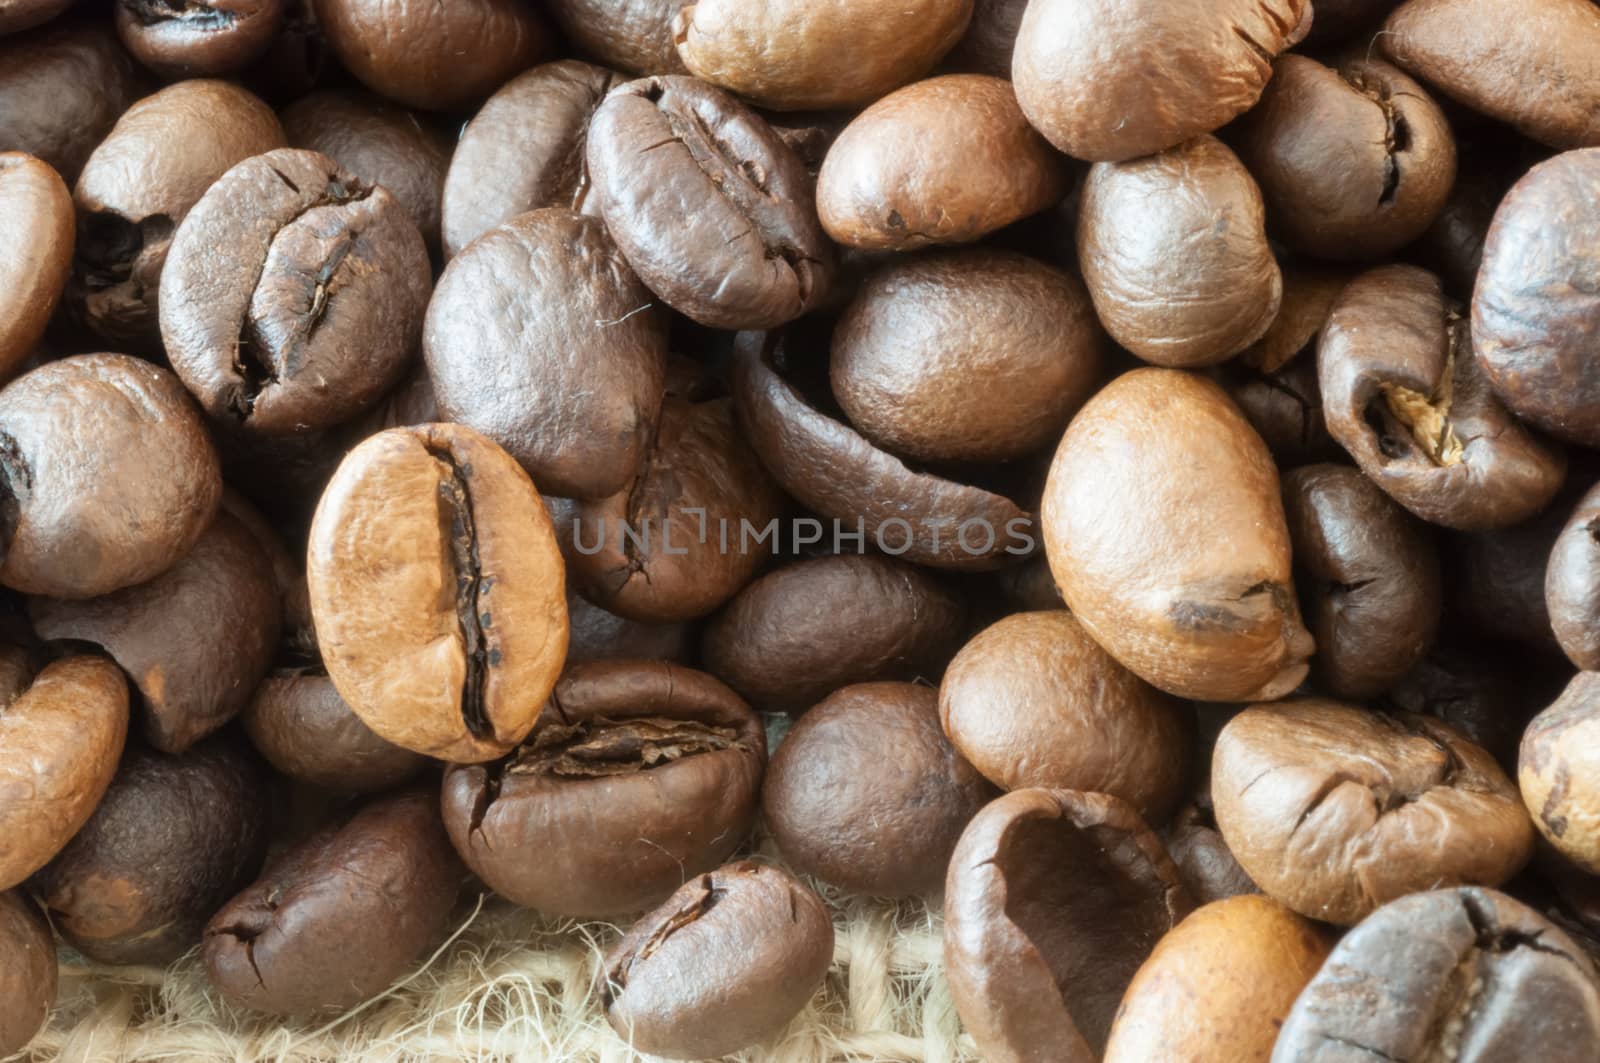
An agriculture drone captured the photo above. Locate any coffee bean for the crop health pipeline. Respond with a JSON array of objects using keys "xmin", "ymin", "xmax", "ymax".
[
  {"xmin": 1549, "ymin": 482, "xmax": 1600, "ymax": 669},
  {"xmin": 440, "ymin": 660, "xmax": 765, "ymax": 917},
  {"xmin": 1443, "ymin": 498, "xmax": 1567, "ymax": 649},
  {"xmin": 1164, "ymin": 801, "xmax": 1260, "ymax": 905},
  {"xmin": 1302, "ymin": 0, "xmax": 1402, "ymax": 43},
  {"xmin": 1239, "ymin": 265, "xmax": 1351, "ymax": 375},
  {"xmin": 1520, "ymin": 671, "xmax": 1600, "ymax": 875},
  {"xmin": 307, "ymin": 423, "xmax": 569, "ymax": 763},
  {"xmin": 1415, "ymin": 142, "xmax": 1519, "ymax": 297},
  {"xmin": 1385, "ymin": 640, "xmax": 1548, "ymax": 772},
  {"xmin": 114, "ymin": 0, "xmax": 286, "ymax": 79},
  {"xmin": 945, "ymin": 0, "xmax": 1026, "ymax": 76},
  {"xmin": 544, "ymin": 0, "xmax": 684, "ymax": 75},
  {"xmin": 0, "ymin": 0, "xmax": 71, "ymax": 34},
  {"xmin": 1218, "ymin": 355, "xmax": 1345, "ymax": 469},
  {"xmin": 601, "ymin": 861, "xmax": 833, "ymax": 1060},
  {"xmin": 0, "ymin": 890, "xmax": 54, "ymax": 1058},
  {"xmin": 566, "ymin": 590, "xmax": 696, "ymax": 666},
  {"xmin": 0, "ymin": 153, "xmax": 72, "ymax": 380}
]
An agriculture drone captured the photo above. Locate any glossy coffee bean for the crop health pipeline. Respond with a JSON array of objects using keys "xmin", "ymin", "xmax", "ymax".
[
  {"xmin": 1549, "ymin": 482, "xmax": 1600, "ymax": 669},
  {"xmin": 1273, "ymin": 887, "xmax": 1600, "ymax": 1062},
  {"xmin": 601, "ymin": 862, "xmax": 833, "ymax": 1060},
  {"xmin": 1014, "ymin": 0, "xmax": 1308, "ymax": 162},
  {"xmin": 0, "ymin": 890, "xmax": 54, "ymax": 1058},
  {"xmin": 31, "ymin": 734, "xmax": 269, "ymax": 965},
  {"xmin": 0, "ymin": 153, "xmax": 72, "ymax": 380},
  {"xmin": 160, "ymin": 148, "xmax": 430, "ymax": 433},
  {"xmin": 1321, "ymin": 264, "xmax": 1565, "ymax": 529},
  {"xmin": 1212, "ymin": 700, "xmax": 1534, "ymax": 925},
  {"xmin": 308, "ymin": 424, "xmax": 569, "ymax": 763},
  {"xmin": 1103, "ymin": 895, "xmax": 1331, "ymax": 1063},
  {"xmin": 764, "ymin": 682, "xmax": 993, "ymax": 896},
  {"xmin": 0, "ymin": 651, "xmax": 128, "ymax": 890},
  {"xmin": 944, "ymin": 789, "xmax": 1194, "ymax": 1063},
  {"xmin": 1078, "ymin": 137, "xmax": 1281, "ymax": 367},
  {"xmin": 0, "ymin": 354, "xmax": 222, "ymax": 599},
  {"xmin": 424, "ymin": 209, "xmax": 667, "ymax": 501},
  {"xmin": 1042, "ymin": 369, "xmax": 1312, "ymax": 703},
  {"xmin": 1164, "ymin": 800, "xmax": 1259, "ymax": 905},
  {"xmin": 1520, "ymin": 672, "xmax": 1600, "ymax": 875},
  {"xmin": 829, "ymin": 250, "xmax": 1102, "ymax": 463},
  {"xmin": 442, "ymin": 660, "xmax": 765, "ymax": 917},
  {"xmin": 817, "ymin": 75, "xmax": 1066, "ymax": 251},
  {"xmin": 114, "ymin": 0, "xmax": 286, "ymax": 79},
  {"xmin": 203, "ymin": 787, "xmax": 461, "ymax": 1015},
  {"xmin": 940, "ymin": 611, "xmax": 1192, "ymax": 822},
  {"xmin": 544, "ymin": 0, "xmax": 682, "ymax": 75}
]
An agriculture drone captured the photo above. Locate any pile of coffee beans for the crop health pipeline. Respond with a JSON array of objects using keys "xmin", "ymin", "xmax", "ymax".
[{"xmin": 6, "ymin": 0, "xmax": 1600, "ymax": 1060}]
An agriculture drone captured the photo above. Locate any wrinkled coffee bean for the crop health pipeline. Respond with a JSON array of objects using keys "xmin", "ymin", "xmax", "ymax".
[
  {"xmin": 1549, "ymin": 481, "xmax": 1600, "ymax": 669},
  {"xmin": 0, "ymin": 153, "xmax": 72, "ymax": 380},
  {"xmin": 160, "ymin": 147, "xmax": 431, "ymax": 432},
  {"xmin": 307, "ymin": 424, "xmax": 569, "ymax": 763},
  {"xmin": 114, "ymin": 0, "xmax": 286, "ymax": 79},
  {"xmin": 1165, "ymin": 801, "xmax": 1260, "ymax": 905},
  {"xmin": 441, "ymin": 660, "xmax": 765, "ymax": 917},
  {"xmin": 602, "ymin": 861, "xmax": 833, "ymax": 1060},
  {"xmin": 764, "ymin": 682, "xmax": 993, "ymax": 896},
  {"xmin": 31, "ymin": 734, "xmax": 269, "ymax": 965},
  {"xmin": 203, "ymin": 786, "xmax": 461, "ymax": 1014},
  {"xmin": 566, "ymin": 590, "xmax": 695, "ymax": 666},
  {"xmin": 944, "ymin": 788, "xmax": 1194, "ymax": 1063},
  {"xmin": 1520, "ymin": 671, "xmax": 1600, "ymax": 875},
  {"xmin": 544, "ymin": 0, "xmax": 682, "ymax": 75},
  {"xmin": 0, "ymin": 890, "xmax": 54, "ymax": 1058}
]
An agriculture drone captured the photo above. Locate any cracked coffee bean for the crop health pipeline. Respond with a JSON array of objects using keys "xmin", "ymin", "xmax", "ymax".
[
  {"xmin": 160, "ymin": 147, "xmax": 431, "ymax": 433},
  {"xmin": 1520, "ymin": 671, "xmax": 1600, "ymax": 876},
  {"xmin": 1273, "ymin": 887, "xmax": 1600, "ymax": 1062},
  {"xmin": 0, "ymin": 152, "xmax": 72, "ymax": 380},
  {"xmin": 441, "ymin": 660, "xmax": 765, "ymax": 917},
  {"xmin": 202, "ymin": 786, "xmax": 462, "ymax": 1015},
  {"xmin": 1549, "ymin": 481, "xmax": 1600, "ymax": 669},
  {"xmin": 1212, "ymin": 700, "xmax": 1534, "ymax": 925},
  {"xmin": 307, "ymin": 423, "xmax": 569, "ymax": 763},
  {"xmin": 114, "ymin": 0, "xmax": 287, "ymax": 79},
  {"xmin": 601, "ymin": 861, "xmax": 833, "ymax": 1060},
  {"xmin": 0, "ymin": 891, "xmax": 54, "ymax": 1058}
]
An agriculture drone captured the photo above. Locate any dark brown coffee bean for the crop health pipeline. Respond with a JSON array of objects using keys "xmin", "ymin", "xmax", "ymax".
[
  {"xmin": 545, "ymin": 0, "xmax": 682, "ymax": 75},
  {"xmin": 1385, "ymin": 640, "xmax": 1546, "ymax": 772},
  {"xmin": 1520, "ymin": 672, "xmax": 1600, "ymax": 875},
  {"xmin": 307, "ymin": 424, "xmax": 569, "ymax": 763},
  {"xmin": 0, "ymin": 0, "xmax": 71, "ymax": 34},
  {"xmin": 1240, "ymin": 265, "xmax": 1351, "ymax": 375},
  {"xmin": 115, "ymin": 0, "xmax": 286, "ymax": 79},
  {"xmin": 672, "ymin": 0, "xmax": 972, "ymax": 112},
  {"xmin": 424, "ymin": 208, "xmax": 667, "ymax": 501},
  {"xmin": 1043, "ymin": 368, "xmax": 1313, "ymax": 702},
  {"xmin": 440, "ymin": 61, "xmax": 620, "ymax": 259},
  {"xmin": 0, "ymin": 651, "xmax": 128, "ymax": 890},
  {"xmin": 243, "ymin": 663, "xmax": 426, "ymax": 791},
  {"xmin": 218, "ymin": 488, "xmax": 313, "ymax": 651},
  {"xmin": 1414, "ymin": 146, "xmax": 1515, "ymax": 297},
  {"xmin": 701, "ymin": 552, "xmax": 965, "ymax": 712},
  {"xmin": 0, "ymin": 354, "xmax": 222, "ymax": 599},
  {"xmin": 1443, "ymin": 499, "xmax": 1567, "ymax": 650},
  {"xmin": 1282, "ymin": 464, "xmax": 1442, "ymax": 699},
  {"xmin": 1303, "ymin": 0, "xmax": 1402, "ymax": 42},
  {"xmin": 0, "ymin": 153, "xmax": 72, "ymax": 380},
  {"xmin": 240, "ymin": 0, "xmax": 326, "ymax": 103},
  {"xmin": 1165, "ymin": 801, "xmax": 1259, "ymax": 905},
  {"xmin": 1014, "ymin": 0, "xmax": 1309, "ymax": 162},
  {"xmin": 31, "ymin": 734, "xmax": 269, "ymax": 965},
  {"xmin": 160, "ymin": 148, "xmax": 430, "ymax": 432},
  {"xmin": 602, "ymin": 861, "xmax": 833, "ymax": 1060},
  {"xmin": 944, "ymin": 789, "xmax": 1194, "ymax": 1062},
  {"xmin": 441, "ymin": 660, "xmax": 765, "ymax": 917},
  {"xmin": 1217, "ymin": 354, "xmax": 1345, "ymax": 469},
  {"xmin": 313, "ymin": 0, "xmax": 550, "ymax": 112},
  {"xmin": 829, "ymin": 250, "xmax": 1102, "ymax": 463},
  {"xmin": 765, "ymin": 682, "xmax": 993, "ymax": 896},
  {"xmin": 1550, "ymin": 483, "xmax": 1600, "ymax": 669},
  {"xmin": 0, "ymin": 890, "xmax": 54, "ymax": 1058},
  {"xmin": 1273, "ymin": 887, "xmax": 1600, "ymax": 1062},
  {"xmin": 1321, "ymin": 264, "xmax": 1566, "ymax": 529},
  {"xmin": 945, "ymin": 0, "xmax": 1025, "ymax": 76},
  {"xmin": 941, "ymin": 611, "xmax": 1192, "ymax": 822},
  {"xmin": 1078, "ymin": 137, "xmax": 1281, "ymax": 367},
  {"xmin": 1212, "ymin": 700, "xmax": 1534, "ymax": 925},
  {"xmin": 203, "ymin": 786, "xmax": 462, "ymax": 1015}
]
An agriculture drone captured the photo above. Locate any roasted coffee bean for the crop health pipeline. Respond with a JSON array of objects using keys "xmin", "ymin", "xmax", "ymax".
[
  {"xmin": 441, "ymin": 660, "xmax": 765, "ymax": 917},
  {"xmin": 307, "ymin": 424, "xmax": 569, "ymax": 763},
  {"xmin": 114, "ymin": 0, "xmax": 286, "ymax": 79},
  {"xmin": 1218, "ymin": 354, "xmax": 1345, "ymax": 469},
  {"xmin": 941, "ymin": 611, "xmax": 1192, "ymax": 822},
  {"xmin": 1013, "ymin": 0, "xmax": 1308, "ymax": 162},
  {"xmin": 70, "ymin": 78, "xmax": 283, "ymax": 348},
  {"xmin": 160, "ymin": 148, "xmax": 431, "ymax": 432},
  {"xmin": 1304, "ymin": 0, "xmax": 1402, "ymax": 42},
  {"xmin": 0, "ymin": 650, "xmax": 128, "ymax": 890},
  {"xmin": 671, "ymin": 0, "xmax": 972, "ymax": 112},
  {"xmin": 946, "ymin": 0, "xmax": 1025, "ymax": 76},
  {"xmin": 33, "ymin": 509, "xmax": 282, "ymax": 753},
  {"xmin": 1043, "ymin": 369, "xmax": 1312, "ymax": 703},
  {"xmin": 1549, "ymin": 481, "xmax": 1600, "ymax": 669},
  {"xmin": 0, "ymin": 890, "xmax": 54, "ymax": 1058},
  {"xmin": 944, "ymin": 789, "xmax": 1194, "ymax": 1062},
  {"xmin": 281, "ymin": 90, "xmax": 452, "ymax": 255},
  {"xmin": 1520, "ymin": 672, "xmax": 1600, "ymax": 875},
  {"xmin": 544, "ymin": 0, "xmax": 681, "ymax": 75},
  {"xmin": 552, "ymin": 397, "xmax": 786, "ymax": 624},
  {"xmin": 1230, "ymin": 54, "xmax": 1456, "ymax": 260},
  {"xmin": 1078, "ymin": 137, "xmax": 1281, "ymax": 367},
  {"xmin": 31, "ymin": 734, "xmax": 270, "ymax": 965},
  {"xmin": 0, "ymin": 153, "xmax": 72, "ymax": 380},
  {"xmin": 1212, "ymin": 700, "xmax": 1534, "ymax": 925},
  {"xmin": 240, "ymin": 0, "xmax": 325, "ymax": 102},
  {"xmin": 439, "ymin": 61, "xmax": 619, "ymax": 259},
  {"xmin": 1443, "ymin": 498, "xmax": 1567, "ymax": 649},
  {"xmin": 1240, "ymin": 265, "xmax": 1350, "ymax": 375},
  {"xmin": 203, "ymin": 786, "xmax": 462, "ymax": 1015},
  {"xmin": 312, "ymin": 0, "xmax": 550, "ymax": 112},
  {"xmin": 994, "ymin": 555, "xmax": 1066, "ymax": 612},
  {"xmin": 424, "ymin": 208, "xmax": 667, "ymax": 501},
  {"xmin": 1321, "ymin": 264, "xmax": 1566, "ymax": 529},
  {"xmin": 566, "ymin": 591, "xmax": 695, "ymax": 665},
  {"xmin": 1385, "ymin": 640, "xmax": 1548, "ymax": 772},
  {"xmin": 764, "ymin": 682, "xmax": 993, "ymax": 896},
  {"xmin": 829, "ymin": 250, "xmax": 1102, "ymax": 463},
  {"xmin": 1164, "ymin": 801, "xmax": 1259, "ymax": 905},
  {"xmin": 0, "ymin": 0, "xmax": 71, "ymax": 34},
  {"xmin": 588, "ymin": 76, "xmax": 834, "ymax": 330},
  {"xmin": 1382, "ymin": 0, "xmax": 1600, "ymax": 149},
  {"xmin": 817, "ymin": 75, "xmax": 1066, "ymax": 251},
  {"xmin": 0, "ymin": 354, "xmax": 222, "ymax": 599},
  {"xmin": 1282, "ymin": 464, "xmax": 1442, "ymax": 699},
  {"xmin": 601, "ymin": 861, "xmax": 833, "ymax": 1060},
  {"xmin": 1414, "ymin": 144, "xmax": 1516, "ymax": 297},
  {"xmin": 1103, "ymin": 895, "xmax": 1331, "ymax": 1063},
  {"xmin": 218, "ymin": 488, "xmax": 313, "ymax": 649},
  {"xmin": 701, "ymin": 552, "xmax": 965, "ymax": 711},
  {"xmin": 1273, "ymin": 887, "xmax": 1600, "ymax": 1062}
]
